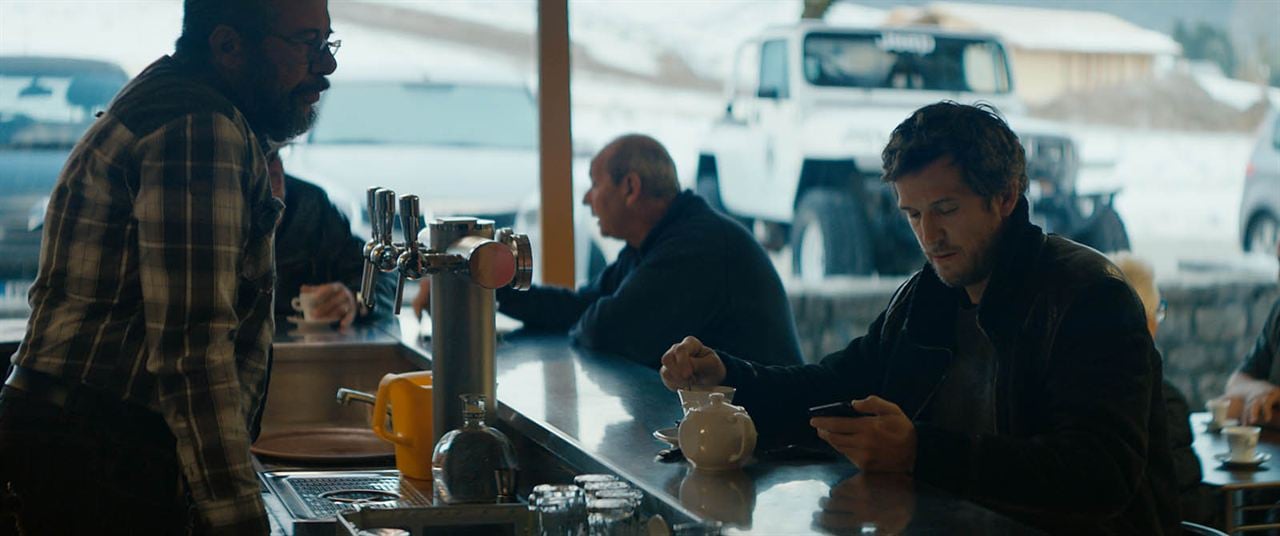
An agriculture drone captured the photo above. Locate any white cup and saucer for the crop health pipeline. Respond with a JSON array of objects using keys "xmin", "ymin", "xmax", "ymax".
[
  {"xmin": 1205, "ymin": 399, "xmax": 1234, "ymax": 433},
  {"xmin": 1215, "ymin": 425, "xmax": 1270, "ymax": 468},
  {"xmin": 287, "ymin": 293, "xmax": 333, "ymax": 332}
]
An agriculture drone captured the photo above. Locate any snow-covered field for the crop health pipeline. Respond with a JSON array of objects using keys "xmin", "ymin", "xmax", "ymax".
[{"xmin": 2, "ymin": 0, "xmax": 1274, "ymax": 283}]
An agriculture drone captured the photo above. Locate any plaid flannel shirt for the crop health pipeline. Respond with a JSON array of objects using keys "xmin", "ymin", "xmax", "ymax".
[{"xmin": 14, "ymin": 56, "xmax": 279, "ymax": 532}]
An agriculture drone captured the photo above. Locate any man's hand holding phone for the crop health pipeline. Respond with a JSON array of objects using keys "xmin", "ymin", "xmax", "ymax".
[{"xmin": 809, "ymin": 396, "xmax": 916, "ymax": 473}]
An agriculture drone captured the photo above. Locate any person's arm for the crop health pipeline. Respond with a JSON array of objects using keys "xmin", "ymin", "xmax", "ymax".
[
  {"xmin": 134, "ymin": 113, "xmax": 267, "ymax": 533},
  {"xmin": 571, "ymin": 240, "xmax": 735, "ymax": 366},
  {"xmin": 718, "ymin": 309, "xmax": 894, "ymax": 442},
  {"xmin": 495, "ymin": 256, "xmax": 620, "ymax": 331},
  {"xmin": 912, "ymin": 279, "xmax": 1158, "ymax": 520},
  {"xmin": 1225, "ymin": 301, "xmax": 1280, "ymax": 424}
]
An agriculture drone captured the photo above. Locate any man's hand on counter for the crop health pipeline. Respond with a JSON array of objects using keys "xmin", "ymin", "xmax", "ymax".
[
  {"xmin": 659, "ymin": 336, "xmax": 726, "ymax": 390},
  {"xmin": 810, "ymin": 396, "xmax": 917, "ymax": 473},
  {"xmin": 300, "ymin": 282, "xmax": 357, "ymax": 328}
]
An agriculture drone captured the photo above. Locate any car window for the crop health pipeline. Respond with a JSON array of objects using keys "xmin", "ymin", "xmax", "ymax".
[
  {"xmin": 309, "ymin": 82, "xmax": 537, "ymax": 150},
  {"xmin": 803, "ymin": 31, "xmax": 1011, "ymax": 93},
  {"xmin": 0, "ymin": 70, "xmax": 124, "ymax": 149}
]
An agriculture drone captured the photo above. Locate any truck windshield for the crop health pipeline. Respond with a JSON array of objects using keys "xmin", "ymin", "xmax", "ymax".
[
  {"xmin": 309, "ymin": 81, "xmax": 537, "ymax": 150},
  {"xmin": 803, "ymin": 31, "xmax": 1012, "ymax": 93}
]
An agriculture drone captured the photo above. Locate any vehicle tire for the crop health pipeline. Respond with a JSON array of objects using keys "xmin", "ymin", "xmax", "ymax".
[
  {"xmin": 1074, "ymin": 204, "xmax": 1130, "ymax": 253},
  {"xmin": 790, "ymin": 188, "xmax": 874, "ymax": 280},
  {"xmin": 1244, "ymin": 212, "xmax": 1280, "ymax": 253},
  {"xmin": 697, "ymin": 171, "xmax": 752, "ymax": 230},
  {"xmin": 697, "ymin": 171, "xmax": 727, "ymax": 213}
]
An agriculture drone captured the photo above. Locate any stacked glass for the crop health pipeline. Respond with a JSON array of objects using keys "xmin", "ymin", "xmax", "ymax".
[
  {"xmin": 587, "ymin": 496, "xmax": 639, "ymax": 536},
  {"xmin": 529, "ymin": 484, "xmax": 587, "ymax": 536},
  {"xmin": 532, "ymin": 475, "xmax": 647, "ymax": 536},
  {"xmin": 672, "ymin": 520, "xmax": 723, "ymax": 535},
  {"xmin": 573, "ymin": 474, "xmax": 619, "ymax": 487}
]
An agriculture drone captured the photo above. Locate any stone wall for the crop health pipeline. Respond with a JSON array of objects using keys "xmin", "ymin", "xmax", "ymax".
[
  {"xmin": 1157, "ymin": 274, "xmax": 1278, "ymax": 409},
  {"xmin": 786, "ymin": 273, "xmax": 1276, "ymax": 409}
]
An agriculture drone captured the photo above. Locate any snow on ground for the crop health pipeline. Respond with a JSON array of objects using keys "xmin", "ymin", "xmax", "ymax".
[{"xmin": 1068, "ymin": 126, "xmax": 1259, "ymax": 277}]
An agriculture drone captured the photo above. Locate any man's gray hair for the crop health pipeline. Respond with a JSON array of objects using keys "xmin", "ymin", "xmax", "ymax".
[{"xmin": 602, "ymin": 134, "xmax": 679, "ymax": 200}]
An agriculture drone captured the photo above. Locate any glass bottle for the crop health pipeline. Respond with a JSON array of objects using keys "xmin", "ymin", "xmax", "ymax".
[{"xmin": 431, "ymin": 393, "xmax": 519, "ymax": 504}]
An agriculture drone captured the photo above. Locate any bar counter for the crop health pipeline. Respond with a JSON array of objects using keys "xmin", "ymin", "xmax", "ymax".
[{"xmin": 261, "ymin": 323, "xmax": 1041, "ymax": 534}]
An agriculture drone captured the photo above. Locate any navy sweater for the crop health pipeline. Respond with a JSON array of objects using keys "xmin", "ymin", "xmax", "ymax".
[{"xmin": 496, "ymin": 190, "xmax": 803, "ymax": 368}]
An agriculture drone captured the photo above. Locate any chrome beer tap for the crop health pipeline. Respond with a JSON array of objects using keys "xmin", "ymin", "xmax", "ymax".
[
  {"xmin": 360, "ymin": 187, "xmax": 534, "ymax": 442},
  {"xmin": 359, "ymin": 188, "xmax": 402, "ymax": 310}
]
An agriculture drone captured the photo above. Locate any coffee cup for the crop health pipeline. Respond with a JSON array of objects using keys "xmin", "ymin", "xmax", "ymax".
[
  {"xmin": 291, "ymin": 292, "xmax": 321, "ymax": 321},
  {"xmin": 1206, "ymin": 398, "xmax": 1231, "ymax": 428},
  {"xmin": 678, "ymin": 386, "xmax": 736, "ymax": 416},
  {"xmin": 1223, "ymin": 425, "xmax": 1261, "ymax": 462}
]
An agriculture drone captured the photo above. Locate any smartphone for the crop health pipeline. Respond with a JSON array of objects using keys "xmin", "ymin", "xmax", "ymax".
[{"xmin": 807, "ymin": 401, "xmax": 872, "ymax": 418}]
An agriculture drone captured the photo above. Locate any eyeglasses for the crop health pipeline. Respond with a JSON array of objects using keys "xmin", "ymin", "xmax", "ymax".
[
  {"xmin": 1155, "ymin": 299, "xmax": 1167, "ymax": 324},
  {"xmin": 270, "ymin": 32, "xmax": 341, "ymax": 62}
]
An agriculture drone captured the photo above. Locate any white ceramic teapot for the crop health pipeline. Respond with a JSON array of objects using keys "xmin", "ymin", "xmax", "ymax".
[{"xmin": 678, "ymin": 392, "xmax": 757, "ymax": 471}]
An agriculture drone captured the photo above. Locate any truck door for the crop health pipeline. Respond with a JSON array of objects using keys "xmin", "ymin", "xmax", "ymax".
[
  {"xmin": 712, "ymin": 41, "xmax": 768, "ymax": 216},
  {"xmin": 753, "ymin": 38, "xmax": 799, "ymax": 221}
]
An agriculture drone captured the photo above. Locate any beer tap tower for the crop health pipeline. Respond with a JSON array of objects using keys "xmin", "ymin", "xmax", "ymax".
[{"xmin": 360, "ymin": 187, "xmax": 532, "ymax": 444}]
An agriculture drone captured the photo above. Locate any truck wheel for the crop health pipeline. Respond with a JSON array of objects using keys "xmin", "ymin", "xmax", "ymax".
[
  {"xmin": 1244, "ymin": 212, "xmax": 1279, "ymax": 253},
  {"xmin": 697, "ymin": 172, "xmax": 727, "ymax": 213},
  {"xmin": 697, "ymin": 172, "xmax": 752, "ymax": 230},
  {"xmin": 1074, "ymin": 204, "xmax": 1131, "ymax": 253},
  {"xmin": 790, "ymin": 188, "xmax": 874, "ymax": 280}
]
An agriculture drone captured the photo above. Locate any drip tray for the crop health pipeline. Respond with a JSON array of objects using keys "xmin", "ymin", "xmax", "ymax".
[{"xmin": 262, "ymin": 470, "xmax": 432, "ymax": 521}]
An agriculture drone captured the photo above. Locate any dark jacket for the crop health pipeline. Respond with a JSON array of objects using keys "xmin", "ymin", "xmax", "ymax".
[
  {"xmin": 274, "ymin": 175, "xmax": 396, "ymax": 325},
  {"xmin": 722, "ymin": 198, "xmax": 1180, "ymax": 535},
  {"xmin": 1163, "ymin": 380, "xmax": 1217, "ymax": 526},
  {"xmin": 497, "ymin": 190, "xmax": 803, "ymax": 367}
]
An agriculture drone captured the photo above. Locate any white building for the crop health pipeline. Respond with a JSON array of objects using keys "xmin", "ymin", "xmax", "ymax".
[{"xmin": 886, "ymin": 2, "xmax": 1182, "ymax": 105}]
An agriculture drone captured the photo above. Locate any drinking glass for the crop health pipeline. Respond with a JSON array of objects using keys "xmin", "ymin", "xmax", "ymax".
[
  {"xmin": 530, "ymin": 484, "xmax": 587, "ymax": 536},
  {"xmin": 582, "ymin": 480, "xmax": 632, "ymax": 495},
  {"xmin": 591, "ymin": 487, "xmax": 644, "ymax": 508},
  {"xmin": 573, "ymin": 474, "xmax": 619, "ymax": 487},
  {"xmin": 672, "ymin": 520, "xmax": 723, "ymax": 535},
  {"xmin": 587, "ymin": 497, "xmax": 639, "ymax": 536}
]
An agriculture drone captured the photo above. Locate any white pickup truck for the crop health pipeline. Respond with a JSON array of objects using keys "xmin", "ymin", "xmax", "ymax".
[{"xmin": 696, "ymin": 22, "xmax": 1129, "ymax": 280}]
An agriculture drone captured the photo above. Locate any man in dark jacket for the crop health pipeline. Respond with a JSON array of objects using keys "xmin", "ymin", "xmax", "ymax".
[
  {"xmin": 415, "ymin": 133, "xmax": 803, "ymax": 368},
  {"xmin": 660, "ymin": 102, "xmax": 1180, "ymax": 534},
  {"xmin": 267, "ymin": 152, "xmax": 395, "ymax": 328}
]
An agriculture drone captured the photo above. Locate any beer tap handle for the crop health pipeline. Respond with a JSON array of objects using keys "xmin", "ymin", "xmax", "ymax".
[
  {"xmin": 393, "ymin": 273, "xmax": 406, "ymax": 316},
  {"xmin": 375, "ymin": 189, "xmax": 397, "ymax": 246},
  {"xmin": 367, "ymin": 187, "xmax": 381, "ymax": 240},
  {"xmin": 393, "ymin": 195, "xmax": 424, "ymax": 315},
  {"xmin": 359, "ymin": 187, "xmax": 382, "ymax": 309}
]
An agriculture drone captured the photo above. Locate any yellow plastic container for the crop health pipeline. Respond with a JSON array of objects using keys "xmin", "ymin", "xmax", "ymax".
[{"xmin": 371, "ymin": 370, "xmax": 434, "ymax": 480}]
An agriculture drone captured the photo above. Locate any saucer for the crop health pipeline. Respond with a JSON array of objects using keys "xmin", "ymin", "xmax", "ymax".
[
  {"xmin": 286, "ymin": 316, "xmax": 333, "ymax": 332},
  {"xmin": 653, "ymin": 426, "xmax": 679, "ymax": 447},
  {"xmin": 1215, "ymin": 451, "xmax": 1271, "ymax": 468}
]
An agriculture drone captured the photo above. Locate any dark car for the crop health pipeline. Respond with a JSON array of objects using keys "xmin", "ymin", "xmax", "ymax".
[{"xmin": 0, "ymin": 57, "xmax": 127, "ymax": 279}]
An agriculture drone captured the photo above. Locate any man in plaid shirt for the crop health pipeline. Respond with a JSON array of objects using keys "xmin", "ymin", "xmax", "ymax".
[{"xmin": 0, "ymin": 0, "xmax": 337, "ymax": 533}]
